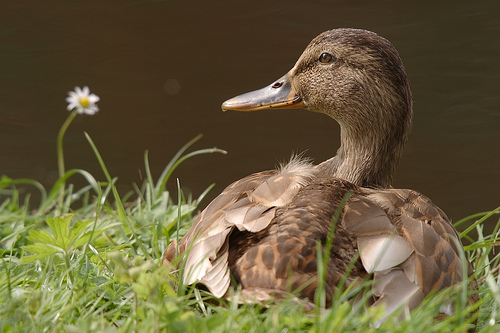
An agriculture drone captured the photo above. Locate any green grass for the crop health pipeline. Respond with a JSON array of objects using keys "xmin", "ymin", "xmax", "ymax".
[{"xmin": 1, "ymin": 132, "xmax": 499, "ymax": 332}]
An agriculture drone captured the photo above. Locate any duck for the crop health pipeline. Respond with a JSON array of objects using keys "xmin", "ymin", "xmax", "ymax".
[{"xmin": 163, "ymin": 28, "xmax": 477, "ymax": 322}]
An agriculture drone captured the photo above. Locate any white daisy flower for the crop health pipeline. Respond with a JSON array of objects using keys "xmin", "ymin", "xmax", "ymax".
[{"xmin": 66, "ymin": 86, "xmax": 100, "ymax": 115}]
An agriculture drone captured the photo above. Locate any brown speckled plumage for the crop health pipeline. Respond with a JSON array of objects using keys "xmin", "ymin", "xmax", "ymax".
[
  {"xmin": 228, "ymin": 179, "xmax": 363, "ymax": 307},
  {"xmin": 163, "ymin": 28, "xmax": 477, "ymax": 322}
]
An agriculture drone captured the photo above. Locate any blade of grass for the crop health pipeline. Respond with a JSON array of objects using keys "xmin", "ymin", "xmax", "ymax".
[
  {"xmin": 154, "ymin": 134, "xmax": 204, "ymax": 194},
  {"xmin": 144, "ymin": 150, "xmax": 155, "ymax": 202},
  {"xmin": 156, "ymin": 148, "xmax": 227, "ymax": 199},
  {"xmin": 459, "ymin": 206, "xmax": 500, "ymax": 238},
  {"xmin": 0, "ymin": 176, "xmax": 47, "ymax": 211},
  {"xmin": 41, "ymin": 169, "xmax": 100, "ymax": 213},
  {"xmin": 154, "ymin": 134, "xmax": 226, "ymax": 198},
  {"xmin": 84, "ymin": 132, "xmax": 151, "ymax": 259}
]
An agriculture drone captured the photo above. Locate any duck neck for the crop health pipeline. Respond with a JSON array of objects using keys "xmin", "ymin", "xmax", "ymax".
[{"xmin": 317, "ymin": 116, "xmax": 410, "ymax": 189}]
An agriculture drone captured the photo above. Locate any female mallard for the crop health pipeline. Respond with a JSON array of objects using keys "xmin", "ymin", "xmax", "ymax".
[{"xmin": 163, "ymin": 28, "xmax": 476, "ymax": 320}]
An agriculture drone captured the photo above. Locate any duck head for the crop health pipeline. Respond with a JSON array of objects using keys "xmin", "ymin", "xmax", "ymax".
[{"xmin": 222, "ymin": 28, "xmax": 413, "ymax": 188}]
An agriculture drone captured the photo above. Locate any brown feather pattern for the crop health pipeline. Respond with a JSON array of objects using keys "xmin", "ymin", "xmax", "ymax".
[{"xmin": 164, "ymin": 173, "xmax": 475, "ymax": 315}]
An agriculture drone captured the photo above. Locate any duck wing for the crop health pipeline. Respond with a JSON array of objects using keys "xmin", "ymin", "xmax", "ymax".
[
  {"xmin": 343, "ymin": 187, "xmax": 475, "ymax": 320},
  {"xmin": 227, "ymin": 180, "xmax": 474, "ymax": 317},
  {"xmin": 162, "ymin": 158, "xmax": 315, "ymax": 297},
  {"xmin": 164, "ymin": 173, "xmax": 474, "ymax": 318}
]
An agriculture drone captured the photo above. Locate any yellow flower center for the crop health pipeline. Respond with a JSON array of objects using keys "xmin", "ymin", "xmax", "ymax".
[{"xmin": 79, "ymin": 97, "xmax": 90, "ymax": 108}]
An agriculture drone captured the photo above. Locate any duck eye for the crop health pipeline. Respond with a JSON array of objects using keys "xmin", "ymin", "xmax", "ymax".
[{"xmin": 319, "ymin": 52, "xmax": 334, "ymax": 63}]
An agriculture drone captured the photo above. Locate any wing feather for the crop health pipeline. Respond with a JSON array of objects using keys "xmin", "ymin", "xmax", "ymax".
[
  {"xmin": 354, "ymin": 188, "xmax": 473, "ymax": 318},
  {"xmin": 163, "ymin": 159, "xmax": 315, "ymax": 297}
]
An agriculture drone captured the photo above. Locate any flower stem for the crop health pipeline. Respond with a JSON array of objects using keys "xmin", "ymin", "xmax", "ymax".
[{"xmin": 57, "ymin": 110, "xmax": 78, "ymax": 205}]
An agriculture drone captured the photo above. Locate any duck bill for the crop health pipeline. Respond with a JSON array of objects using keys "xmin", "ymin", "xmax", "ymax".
[{"xmin": 221, "ymin": 71, "xmax": 306, "ymax": 112}]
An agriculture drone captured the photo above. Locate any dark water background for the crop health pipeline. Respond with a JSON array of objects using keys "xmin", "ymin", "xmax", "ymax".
[{"xmin": 1, "ymin": 1, "xmax": 499, "ymax": 226}]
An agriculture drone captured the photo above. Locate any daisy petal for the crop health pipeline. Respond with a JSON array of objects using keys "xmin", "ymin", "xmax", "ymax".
[{"xmin": 66, "ymin": 86, "xmax": 100, "ymax": 115}]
